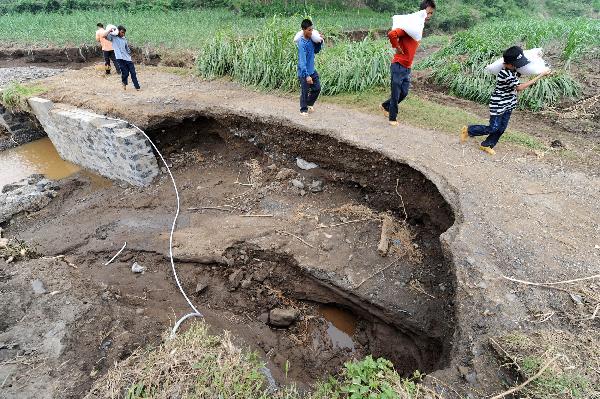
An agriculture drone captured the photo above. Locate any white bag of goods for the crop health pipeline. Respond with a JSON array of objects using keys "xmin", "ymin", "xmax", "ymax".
[
  {"xmin": 391, "ymin": 10, "xmax": 426, "ymax": 41},
  {"xmin": 293, "ymin": 29, "xmax": 323, "ymax": 44},
  {"xmin": 485, "ymin": 48, "xmax": 550, "ymax": 76},
  {"xmin": 106, "ymin": 24, "xmax": 118, "ymax": 35}
]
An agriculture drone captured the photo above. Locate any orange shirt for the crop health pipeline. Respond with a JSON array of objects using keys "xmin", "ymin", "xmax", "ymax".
[
  {"xmin": 388, "ymin": 29, "xmax": 420, "ymax": 69},
  {"xmin": 96, "ymin": 29, "xmax": 113, "ymax": 51}
]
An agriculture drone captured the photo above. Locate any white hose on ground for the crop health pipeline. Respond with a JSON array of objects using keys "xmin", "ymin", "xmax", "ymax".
[{"xmin": 82, "ymin": 111, "xmax": 204, "ymax": 336}]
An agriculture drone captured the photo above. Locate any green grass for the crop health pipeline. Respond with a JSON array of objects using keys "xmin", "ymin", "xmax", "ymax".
[
  {"xmin": 0, "ymin": 8, "xmax": 390, "ymax": 49},
  {"xmin": 0, "ymin": 82, "xmax": 47, "ymax": 112},
  {"xmin": 322, "ymin": 87, "xmax": 546, "ymax": 150},
  {"xmin": 417, "ymin": 18, "xmax": 600, "ymax": 111},
  {"xmin": 86, "ymin": 321, "xmax": 437, "ymax": 399}
]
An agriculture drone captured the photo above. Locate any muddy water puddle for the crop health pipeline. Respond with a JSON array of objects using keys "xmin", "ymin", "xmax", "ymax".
[
  {"xmin": 318, "ymin": 305, "xmax": 357, "ymax": 350},
  {"xmin": 0, "ymin": 138, "xmax": 110, "ymax": 189}
]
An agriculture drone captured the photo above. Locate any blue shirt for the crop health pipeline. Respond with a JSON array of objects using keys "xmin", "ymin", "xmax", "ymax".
[
  {"xmin": 106, "ymin": 34, "xmax": 132, "ymax": 62},
  {"xmin": 297, "ymin": 37, "xmax": 322, "ymax": 78}
]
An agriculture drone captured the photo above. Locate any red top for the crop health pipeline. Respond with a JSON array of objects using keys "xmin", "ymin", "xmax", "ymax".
[{"xmin": 388, "ymin": 29, "xmax": 420, "ymax": 68}]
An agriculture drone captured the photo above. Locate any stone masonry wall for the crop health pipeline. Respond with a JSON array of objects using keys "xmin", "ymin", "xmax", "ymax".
[
  {"xmin": 0, "ymin": 104, "xmax": 46, "ymax": 151},
  {"xmin": 27, "ymin": 97, "xmax": 159, "ymax": 186}
]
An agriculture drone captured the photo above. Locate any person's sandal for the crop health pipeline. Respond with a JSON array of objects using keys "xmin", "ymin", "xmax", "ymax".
[
  {"xmin": 380, "ymin": 104, "xmax": 389, "ymax": 117},
  {"xmin": 389, "ymin": 120, "xmax": 399, "ymax": 127},
  {"xmin": 460, "ymin": 126, "xmax": 468, "ymax": 143},
  {"xmin": 480, "ymin": 145, "xmax": 496, "ymax": 155}
]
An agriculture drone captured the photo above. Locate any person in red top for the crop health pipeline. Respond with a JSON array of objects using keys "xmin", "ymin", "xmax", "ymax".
[{"xmin": 381, "ymin": 0, "xmax": 436, "ymax": 126}]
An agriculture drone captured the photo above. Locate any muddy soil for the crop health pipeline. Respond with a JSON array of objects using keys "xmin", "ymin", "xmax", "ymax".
[{"xmin": 0, "ymin": 119, "xmax": 455, "ymax": 397}]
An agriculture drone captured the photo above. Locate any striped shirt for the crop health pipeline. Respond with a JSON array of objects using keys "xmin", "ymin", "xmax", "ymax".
[{"xmin": 490, "ymin": 69, "xmax": 520, "ymax": 115}]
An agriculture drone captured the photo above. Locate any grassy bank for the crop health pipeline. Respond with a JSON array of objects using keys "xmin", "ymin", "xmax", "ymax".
[
  {"xmin": 417, "ymin": 18, "xmax": 600, "ymax": 110},
  {"xmin": 85, "ymin": 321, "xmax": 433, "ymax": 399}
]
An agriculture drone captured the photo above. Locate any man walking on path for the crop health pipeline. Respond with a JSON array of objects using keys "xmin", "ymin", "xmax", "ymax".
[
  {"xmin": 297, "ymin": 19, "xmax": 324, "ymax": 116},
  {"xmin": 460, "ymin": 46, "xmax": 551, "ymax": 155},
  {"xmin": 95, "ymin": 23, "xmax": 121, "ymax": 75},
  {"xmin": 103, "ymin": 25, "xmax": 140, "ymax": 91},
  {"xmin": 381, "ymin": 0, "xmax": 435, "ymax": 126}
]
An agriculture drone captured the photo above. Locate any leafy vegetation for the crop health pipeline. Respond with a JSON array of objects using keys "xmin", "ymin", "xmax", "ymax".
[
  {"xmin": 0, "ymin": 82, "xmax": 47, "ymax": 112},
  {"xmin": 417, "ymin": 18, "xmax": 599, "ymax": 110},
  {"xmin": 86, "ymin": 321, "xmax": 436, "ymax": 399},
  {"xmin": 197, "ymin": 18, "xmax": 391, "ymax": 95}
]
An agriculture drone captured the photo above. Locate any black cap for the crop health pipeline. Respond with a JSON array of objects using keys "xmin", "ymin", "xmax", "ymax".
[{"xmin": 503, "ymin": 46, "xmax": 529, "ymax": 68}]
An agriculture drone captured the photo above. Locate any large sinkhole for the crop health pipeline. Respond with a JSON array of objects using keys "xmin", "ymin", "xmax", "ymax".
[{"xmin": 143, "ymin": 115, "xmax": 456, "ymax": 386}]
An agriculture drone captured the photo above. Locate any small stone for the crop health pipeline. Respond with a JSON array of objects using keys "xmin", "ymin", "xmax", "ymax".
[
  {"xmin": 6, "ymin": 256, "xmax": 14, "ymax": 264},
  {"xmin": 296, "ymin": 157, "xmax": 318, "ymax": 170},
  {"xmin": 131, "ymin": 262, "xmax": 146, "ymax": 274},
  {"xmin": 253, "ymin": 268, "xmax": 270, "ymax": 282},
  {"xmin": 0, "ymin": 238, "xmax": 8, "ymax": 248},
  {"xmin": 465, "ymin": 257, "xmax": 476, "ymax": 267},
  {"xmin": 299, "ymin": 190, "xmax": 306, "ymax": 196},
  {"xmin": 119, "ymin": 253, "xmax": 134, "ymax": 262},
  {"xmin": 291, "ymin": 179, "xmax": 304, "ymax": 189},
  {"xmin": 228, "ymin": 269, "xmax": 245, "ymax": 289},
  {"xmin": 275, "ymin": 168, "xmax": 296, "ymax": 181},
  {"xmin": 570, "ymin": 293, "xmax": 583, "ymax": 306},
  {"xmin": 135, "ymin": 308, "xmax": 144, "ymax": 315},
  {"xmin": 308, "ymin": 180, "xmax": 324, "ymax": 193},
  {"xmin": 195, "ymin": 281, "xmax": 208, "ymax": 294},
  {"xmin": 269, "ymin": 308, "xmax": 300, "ymax": 328},
  {"xmin": 258, "ymin": 312, "xmax": 269, "ymax": 324},
  {"xmin": 31, "ymin": 279, "xmax": 47, "ymax": 295},
  {"xmin": 241, "ymin": 279, "xmax": 252, "ymax": 289},
  {"xmin": 550, "ymin": 139, "xmax": 564, "ymax": 148},
  {"xmin": 466, "ymin": 371, "xmax": 478, "ymax": 385}
]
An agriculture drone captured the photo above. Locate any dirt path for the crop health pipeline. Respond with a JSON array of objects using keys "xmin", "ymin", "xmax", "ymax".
[{"xmin": 2, "ymin": 67, "xmax": 599, "ymax": 397}]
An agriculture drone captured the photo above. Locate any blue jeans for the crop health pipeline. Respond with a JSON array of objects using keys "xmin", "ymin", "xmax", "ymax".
[
  {"xmin": 382, "ymin": 63, "xmax": 411, "ymax": 121},
  {"xmin": 468, "ymin": 110, "xmax": 512, "ymax": 148},
  {"xmin": 299, "ymin": 71, "xmax": 321, "ymax": 112},
  {"xmin": 117, "ymin": 59, "xmax": 140, "ymax": 89}
]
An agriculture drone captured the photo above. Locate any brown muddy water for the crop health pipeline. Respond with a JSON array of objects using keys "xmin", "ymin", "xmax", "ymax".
[{"xmin": 0, "ymin": 137, "xmax": 110, "ymax": 189}]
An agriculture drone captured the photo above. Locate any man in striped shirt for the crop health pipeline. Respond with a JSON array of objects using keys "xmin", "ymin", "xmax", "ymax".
[{"xmin": 461, "ymin": 46, "xmax": 550, "ymax": 155}]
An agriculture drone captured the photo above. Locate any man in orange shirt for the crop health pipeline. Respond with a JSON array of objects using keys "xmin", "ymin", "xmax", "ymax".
[
  {"xmin": 381, "ymin": 0, "xmax": 435, "ymax": 126},
  {"xmin": 95, "ymin": 23, "xmax": 121, "ymax": 76}
]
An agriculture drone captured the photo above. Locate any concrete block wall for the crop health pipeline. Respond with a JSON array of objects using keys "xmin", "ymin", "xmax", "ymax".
[{"xmin": 28, "ymin": 97, "xmax": 159, "ymax": 186}]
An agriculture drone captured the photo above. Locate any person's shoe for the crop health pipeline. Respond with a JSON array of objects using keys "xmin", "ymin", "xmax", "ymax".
[
  {"xmin": 300, "ymin": 111, "xmax": 309, "ymax": 117},
  {"xmin": 389, "ymin": 120, "xmax": 399, "ymax": 127},
  {"xmin": 308, "ymin": 106, "xmax": 314, "ymax": 113},
  {"xmin": 380, "ymin": 104, "xmax": 389, "ymax": 117},
  {"xmin": 460, "ymin": 126, "xmax": 469, "ymax": 143},
  {"xmin": 122, "ymin": 84, "xmax": 127, "ymax": 91},
  {"xmin": 135, "ymin": 87, "xmax": 141, "ymax": 91},
  {"xmin": 480, "ymin": 145, "xmax": 496, "ymax": 155}
]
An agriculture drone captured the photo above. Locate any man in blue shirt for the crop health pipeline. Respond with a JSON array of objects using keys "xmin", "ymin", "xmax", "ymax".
[
  {"xmin": 297, "ymin": 19, "xmax": 323, "ymax": 116},
  {"xmin": 104, "ymin": 25, "xmax": 141, "ymax": 91}
]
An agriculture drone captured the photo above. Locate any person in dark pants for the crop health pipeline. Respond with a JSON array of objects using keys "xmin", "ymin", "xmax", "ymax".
[
  {"xmin": 460, "ymin": 46, "xmax": 551, "ymax": 155},
  {"xmin": 95, "ymin": 23, "xmax": 120, "ymax": 75},
  {"xmin": 381, "ymin": 0, "xmax": 435, "ymax": 126},
  {"xmin": 297, "ymin": 19, "xmax": 323, "ymax": 116},
  {"xmin": 103, "ymin": 25, "xmax": 140, "ymax": 91}
]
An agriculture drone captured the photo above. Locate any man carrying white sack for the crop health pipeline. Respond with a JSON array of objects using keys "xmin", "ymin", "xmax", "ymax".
[
  {"xmin": 460, "ymin": 46, "xmax": 551, "ymax": 155},
  {"xmin": 297, "ymin": 18, "xmax": 324, "ymax": 116},
  {"xmin": 381, "ymin": 0, "xmax": 436, "ymax": 126}
]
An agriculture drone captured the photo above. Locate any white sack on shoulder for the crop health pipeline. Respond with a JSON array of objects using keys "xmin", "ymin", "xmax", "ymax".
[
  {"xmin": 391, "ymin": 10, "xmax": 426, "ymax": 41},
  {"xmin": 485, "ymin": 48, "xmax": 548, "ymax": 75},
  {"xmin": 293, "ymin": 29, "xmax": 322, "ymax": 44},
  {"xmin": 106, "ymin": 24, "xmax": 118, "ymax": 35}
]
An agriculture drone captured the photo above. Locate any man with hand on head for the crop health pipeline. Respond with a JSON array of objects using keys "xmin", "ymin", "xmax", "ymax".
[{"xmin": 104, "ymin": 25, "xmax": 141, "ymax": 91}]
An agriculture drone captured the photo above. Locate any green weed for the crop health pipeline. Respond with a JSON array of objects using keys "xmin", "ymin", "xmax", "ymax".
[{"xmin": 1, "ymin": 82, "xmax": 46, "ymax": 112}]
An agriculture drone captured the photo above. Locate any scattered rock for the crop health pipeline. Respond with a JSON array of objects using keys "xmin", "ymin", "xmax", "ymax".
[
  {"xmin": 135, "ymin": 308, "xmax": 144, "ymax": 315},
  {"xmin": 258, "ymin": 312, "xmax": 269, "ymax": 324},
  {"xmin": 570, "ymin": 293, "xmax": 583, "ymax": 306},
  {"xmin": 550, "ymin": 139, "xmax": 564, "ymax": 148},
  {"xmin": 290, "ymin": 179, "xmax": 305, "ymax": 189},
  {"xmin": 31, "ymin": 279, "xmax": 47, "ymax": 295},
  {"xmin": 119, "ymin": 253, "xmax": 134, "ymax": 262},
  {"xmin": 241, "ymin": 279, "xmax": 252, "ymax": 289},
  {"xmin": 195, "ymin": 281, "xmax": 208, "ymax": 294},
  {"xmin": 6, "ymin": 256, "xmax": 14, "ymax": 264},
  {"xmin": 253, "ymin": 268, "xmax": 270, "ymax": 282},
  {"xmin": 228, "ymin": 269, "xmax": 245, "ymax": 289},
  {"xmin": 465, "ymin": 371, "xmax": 478, "ymax": 385},
  {"xmin": 269, "ymin": 308, "xmax": 300, "ymax": 328},
  {"xmin": 299, "ymin": 189, "xmax": 306, "ymax": 196},
  {"xmin": 308, "ymin": 180, "xmax": 324, "ymax": 193},
  {"xmin": 131, "ymin": 262, "xmax": 146, "ymax": 274},
  {"xmin": 0, "ymin": 238, "xmax": 8, "ymax": 248},
  {"xmin": 296, "ymin": 157, "xmax": 318, "ymax": 170},
  {"xmin": 0, "ymin": 175, "xmax": 58, "ymax": 223},
  {"xmin": 275, "ymin": 168, "xmax": 296, "ymax": 181}
]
